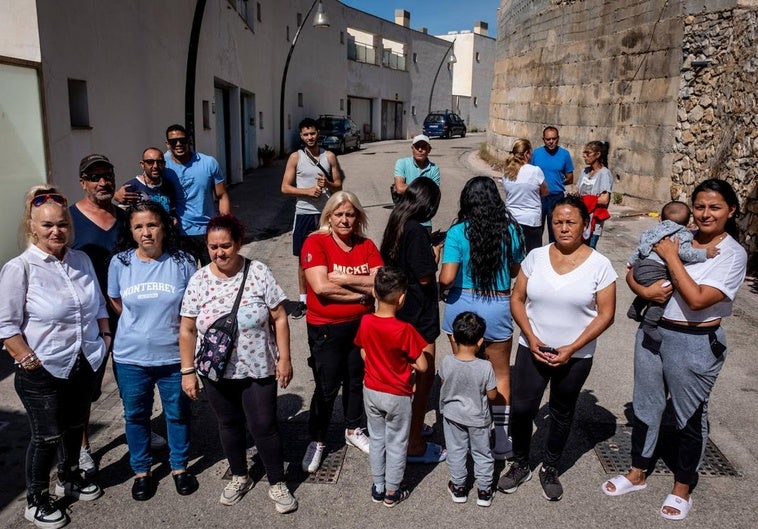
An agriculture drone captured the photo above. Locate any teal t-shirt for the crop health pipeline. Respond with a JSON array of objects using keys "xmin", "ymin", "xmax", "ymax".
[
  {"xmin": 441, "ymin": 221, "xmax": 524, "ymax": 290},
  {"xmin": 108, "ymin": 250, "xmax": 196, "ymax": 365}
]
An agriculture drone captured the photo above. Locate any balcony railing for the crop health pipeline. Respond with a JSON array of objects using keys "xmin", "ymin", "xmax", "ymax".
[
  {"xmin": 382, "ymin": 50, "xmax": 406, "ymax": 71},
  {"xmin": 347, "ymin": 41, "xmax": 378, "ymax": 65}
]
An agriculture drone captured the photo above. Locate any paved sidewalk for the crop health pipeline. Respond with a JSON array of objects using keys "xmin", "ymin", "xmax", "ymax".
[{"xmin": 1, "ymin": 134, "xmax": 755, "ymax": 529}]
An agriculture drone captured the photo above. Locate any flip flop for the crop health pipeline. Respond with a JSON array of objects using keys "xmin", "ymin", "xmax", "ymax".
[
  {"xmin": 601, "ymin": 475, "xmax": 648, "ymax": 496},
  {"xmin": 421, "ymin": 423, "xmax": 434, "ymax": 438},
  {"xmin": 407, "ymin": 442, "xmax": 447, "ymax": 464},
  {"xmin": 660, "ymin": 494, "xmax": 692, "ymax": 521}
]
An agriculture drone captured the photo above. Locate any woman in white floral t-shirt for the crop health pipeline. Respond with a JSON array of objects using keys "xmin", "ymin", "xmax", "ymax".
[{"xmin": 179, "ymin": 214, "xmax": 297, "ymax": 514}]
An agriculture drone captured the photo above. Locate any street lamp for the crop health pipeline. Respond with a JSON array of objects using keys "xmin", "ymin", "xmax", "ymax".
[
  {"xmin": 428, "ymin": 39, "xmax": 456, "ymax": 114},
  {"xmin": 279, "ymin": 0, "xmax": 330, "ymax": 157}
]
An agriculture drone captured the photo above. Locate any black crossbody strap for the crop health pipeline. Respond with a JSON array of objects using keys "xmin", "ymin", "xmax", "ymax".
[
  {"xmin": 230, "ymin": 258, "xmax": 251, "ymax": 315},
  {"xmin": 302, "ymin": 148, "xmax": 334, "ymax": 183}
]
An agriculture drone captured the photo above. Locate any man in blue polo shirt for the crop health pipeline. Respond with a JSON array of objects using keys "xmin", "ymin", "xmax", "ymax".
[
  {"xmin": 532, "ymin": 126, "xmax": 574, "ymax": 243},
  {"xmin": 163, "ymin": 124, "xmax": 231, "ymax": 265},
  {"xmin": 392, "ymin": 134, "xmax": 440, "ymax": 228}
]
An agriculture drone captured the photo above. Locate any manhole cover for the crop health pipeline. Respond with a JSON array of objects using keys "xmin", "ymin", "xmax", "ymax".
[{"xmin": 594, "ymin": 424, "xmax": 740, "ymax": 477}]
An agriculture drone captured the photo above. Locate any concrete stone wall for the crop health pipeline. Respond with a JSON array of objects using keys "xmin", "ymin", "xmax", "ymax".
[
  {"xmin": 488, "ymin": 0, "xmax": 756, "ymax": 269},
  {"xmin": 672, "ymin": 7, "xmax": 757, "ymax": 269}
]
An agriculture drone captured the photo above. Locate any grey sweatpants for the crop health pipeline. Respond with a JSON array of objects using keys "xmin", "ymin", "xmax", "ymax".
[
  {"xmin": 443, "ymin": 417, "xmax": 494, "ymax": 489},
  {"xmin": 363, "ymin": 387, "xmax": 412, "ymax": 491},
  {"xmin": 631, "ymin": 323, "xmax": 727, "ymax": 487}
]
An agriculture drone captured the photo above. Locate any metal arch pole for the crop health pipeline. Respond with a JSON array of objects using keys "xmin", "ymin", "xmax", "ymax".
[
  {"xmin": 279, "ymin": 0, "xmax": 320, "ymax": 157},
  {"xmin": 427, "ymin": 39, "xmax": 455, "ymax": 115}
]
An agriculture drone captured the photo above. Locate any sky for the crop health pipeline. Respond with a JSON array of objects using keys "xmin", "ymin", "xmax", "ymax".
[{"xmin": 338, "ymin": 0, "xmax": 500, "ymax": 36}]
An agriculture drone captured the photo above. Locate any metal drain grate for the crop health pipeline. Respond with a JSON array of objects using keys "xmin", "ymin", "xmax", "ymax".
[
  {"xmin": 218, "ymin": 423, "xmax": 348, "ymax": 484},
  {"xmin": 594, "ymin": 424, "xmax": 740, "ymax": 477}
]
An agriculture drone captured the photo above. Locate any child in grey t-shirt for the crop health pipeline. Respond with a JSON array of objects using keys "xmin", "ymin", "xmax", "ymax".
[
  {"xmin": 439, "ymin": 312, "xmax": 497, "ymax": 507},
  {"xmin": 627, "ymin": 201, "xmax": 719, "ymax": 345}
]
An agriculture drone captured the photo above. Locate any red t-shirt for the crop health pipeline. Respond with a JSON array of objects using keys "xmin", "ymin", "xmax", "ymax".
[
  {"xmin": 354, "ymin": 314, "xmax": 427, "ymax": 396},
  {"xmin": 301, "ymin": 232, "xmax": 383, "ymax": 325}
]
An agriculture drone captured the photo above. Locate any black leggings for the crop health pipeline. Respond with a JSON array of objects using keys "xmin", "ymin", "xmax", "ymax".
[
  {"xmin": 510, "ymin": 344, "xmax": 593, "ymax": 467},
  {"xmin": 203, "ymin": 375, "xmax": 283, "ymax": 484},
  {"xmin": 306, "ymin": 319, "xmax": 364, "ymax": 441}
]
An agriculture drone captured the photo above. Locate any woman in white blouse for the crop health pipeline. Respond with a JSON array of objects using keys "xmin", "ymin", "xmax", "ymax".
[
  {"xmin": 499, "ymin": 194, "xmax": 616, "ymax": 502},
  {"xmin": 0, "ymin": 186, "xmax": 109, "ymax": 529}
]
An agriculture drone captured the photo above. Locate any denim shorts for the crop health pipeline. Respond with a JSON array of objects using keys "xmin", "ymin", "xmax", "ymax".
[{"xmin": 442, "ymin": 287, "xmax": 514, "ymax": 342}]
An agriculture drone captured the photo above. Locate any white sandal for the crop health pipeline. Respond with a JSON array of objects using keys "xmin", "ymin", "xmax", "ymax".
[
  {"xmin": 601, "ymin": 474, "xmax": 647, "ymax": 496},
  {"xmin": 660, "ymin": 493, "xmax": 692, "ymax": 521}
]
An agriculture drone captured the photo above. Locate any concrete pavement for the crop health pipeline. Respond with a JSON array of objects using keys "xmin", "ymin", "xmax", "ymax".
[{"xmin": 1, "ymin": 134, "xmax": 756, "ymax": 528}]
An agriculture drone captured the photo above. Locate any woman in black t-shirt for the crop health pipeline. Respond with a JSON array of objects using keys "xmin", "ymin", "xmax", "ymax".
[{"xmin": 380, "ymin": 177, "xmax": 446, "ymax": 464}]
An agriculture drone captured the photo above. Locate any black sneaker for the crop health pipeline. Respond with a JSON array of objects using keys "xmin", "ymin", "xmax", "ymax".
[
  {"xmin": 497, "ymin": 461, "xmax": 532, "ymax": 494},
  {"xmin": 539, "ymin": 464, "xmax": 563, "ymax": 501},
  {"xmin": 447, "ymin": 481, "xmax": 467, "ymax": 503},
  {"xmin": 290, "ymin": 302, "xmax": 307, "ymax": 319},
  {"xmin": 383, "ymin": 485, "xmax": 410, "ymax": 508},
  {"xmin": 477, "ymin": 487, "xmax": 493, "ymax": 507},
  {"xmin": 371, "ymin": 484, "xmax": 385, "ymax": 503},
  {"xmin": 24, "ymin": 492, "xmax": 69, "ymax": 529}
]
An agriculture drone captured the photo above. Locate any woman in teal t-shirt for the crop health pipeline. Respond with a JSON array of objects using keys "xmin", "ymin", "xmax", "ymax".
[{"xmin": 439, "ymin": 176, "xmax": 524, "ymax": 460}]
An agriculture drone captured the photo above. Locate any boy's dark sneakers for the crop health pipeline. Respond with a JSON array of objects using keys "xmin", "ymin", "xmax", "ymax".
[
  {"xmin": 476, "ymin": 487, "xmax": 493, "ymax": 507},
  {"xmin": 383, "ymin": 485, "xmax": 410, "ymax": 508},
  {"xmin": 539, "ymin": 464, "xmax": 563, "ymax": 501},
  {"xmin": 371, "ymin": 484, "xmax": 385, "ymax": 503},
  {"xmin": 497, "ymin": 461, "xmax": 532, "ymax": 494},
  {"xmin": 447, "ymin": 481, "xmax": 467, "ymax": 503}
]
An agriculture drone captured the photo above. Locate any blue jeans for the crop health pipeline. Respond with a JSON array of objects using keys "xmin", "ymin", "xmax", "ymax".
[
  {"xmin": 114, "ymin": 362, "xmax": 191, "ymax": 474},
  {"xmin": 14, "ymin": 354, "xmax": 96, "ymax": 497}
]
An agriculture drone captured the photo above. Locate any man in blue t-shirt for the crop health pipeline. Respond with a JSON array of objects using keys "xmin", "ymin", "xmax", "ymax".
[
  {"xmin": 163, "ymin": 124, "xmax": 231, "ymax": 265},
  {"xmin": 531, "ymin": 126, "xmax": 574, "ymax": 243},
  {"xmin": 114, "ymin": 147, "xmax": 177, "ymax": 221},
  {"xmin": 392, "ymin": 134, "xmax": 440, "ymax": 228}
]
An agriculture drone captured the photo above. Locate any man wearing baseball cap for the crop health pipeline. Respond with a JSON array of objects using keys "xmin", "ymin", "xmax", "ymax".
[
  {"xmin": 391, "ymin": 135, "xmax": 440, "ymax": 228},
  {"xmin": 69, "ymin": 153, "xmax": 125, "ymax": 476}
]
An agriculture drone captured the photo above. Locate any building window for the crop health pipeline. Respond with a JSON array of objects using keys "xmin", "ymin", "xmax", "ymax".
[
  {"xmin": 259, "ymin": 111, "xmax": 263, "ymax": 129},
  {"xmin": 475, "ymin": 51, "xmax": 480, "ymax": 62},
  {"xmin": 473, "ymin": 97, "xmax": 478, "ymax": 107},
  {"xmin": 297, "ymin": 13, "xmax": 302, "ymax": 26},
  {"xmin": 286, "ymin": 26, "xmax": 290, "ymax": 41},
  {"xmin": 202, "ymin": 100, "xmax": 211, "ymax": 129},
  {"xmin": 412, "ymin": 52, "xmax": 417, "ymax": 63},
  {"xmin": 298, "ymin": 93, "xmax": 303, "ymax": 107},
  {"xmin": 67, "ymin": 79, "xmax": 90, "ymax": 128},
  {"xmin": 411, "ymin": 105, "xmax": 416, "ymax": 116},
  {"xmin": 340, "ymin": 31, "xmax": 344, "ymax": 44},
  {"xmin": 340, "ymin": 98, "xmax": 344, "ymax": 111},
  {"xmin": 256, "ymin": 2, "xmax": 261, "ymax": 22}
]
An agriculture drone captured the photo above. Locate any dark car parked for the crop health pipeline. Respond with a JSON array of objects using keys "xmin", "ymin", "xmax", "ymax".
[
  {"xmin": 422, "ymin": 111, "xmax": 467, "ymax": 139},
  {"xmin": 317, "ymin": 115, "xmax": 361, "ymax": 153}
]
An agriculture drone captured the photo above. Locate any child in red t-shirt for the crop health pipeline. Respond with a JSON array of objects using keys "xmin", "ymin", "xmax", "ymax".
[{"xmin": 354, "ymin": 267, "xmax": 428, "ymax": 507}]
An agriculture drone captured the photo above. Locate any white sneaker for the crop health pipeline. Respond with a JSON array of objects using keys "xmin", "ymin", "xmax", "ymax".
[
  {"xmin": 54, "ymin": 475, "xmax": 103, "ymax": 501},
  {"xmin": 268, "ymin": 482, "xmax": 298, "ymax": 513},
  {"xmin": 302, "ymin": 441, "xmax": 325, "ymax": 473},
  {"xmin": 150, "ymin": 432, "xmax": 167, "ymax": 450},
  {"xmin": 79, "ymin": 447, "xmax": 97, "ymax": 474},
  {"xmin": 345, "ymin": 427, "xmax": 370, "ymax": 454},
  {"xmin": 219, "ymin": 475, "xmax": 253, "ymax": 506}
]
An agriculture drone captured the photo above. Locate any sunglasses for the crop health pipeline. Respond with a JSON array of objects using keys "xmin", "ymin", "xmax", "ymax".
[
  {"xmin": 142, "ymin": 158, "xmax": 166, "ymax": 166},
  {"xmin": 81, "ymin": 172, "xmax": 115, "ymax": 182},
  {"xmin": 167, "ymin": 137, "xmax": 189, "ymax": 146},
  {"xmin": 32, "ymin": 193, "xmax": 67, "ymax": 207}
]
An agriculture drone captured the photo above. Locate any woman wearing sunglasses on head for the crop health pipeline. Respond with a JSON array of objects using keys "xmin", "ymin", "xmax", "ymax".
[{"xmin": 0, "ymin": 186, "xmax": 109, "ymax": 529}]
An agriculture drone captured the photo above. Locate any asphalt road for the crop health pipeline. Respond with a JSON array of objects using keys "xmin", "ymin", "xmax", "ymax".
[{"xmin": 1, "ymin": 134, "xmax": 755, "ymax": 528}]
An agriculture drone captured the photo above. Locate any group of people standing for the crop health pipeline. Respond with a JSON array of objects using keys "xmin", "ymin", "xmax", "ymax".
[{"xmin": 0, "ymin": 116, "xmax": 748, "ymax": 526}]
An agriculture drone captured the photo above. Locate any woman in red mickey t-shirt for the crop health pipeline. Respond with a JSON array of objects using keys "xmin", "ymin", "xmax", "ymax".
[{"xmin": 299, "ymin": 191, "xmax": 383, "ymax": 474}]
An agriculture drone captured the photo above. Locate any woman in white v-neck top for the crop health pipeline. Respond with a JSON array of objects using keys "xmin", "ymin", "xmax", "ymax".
[{"xmin": 500, "ymin": 194, "xmax": 617, "ymax": 501}]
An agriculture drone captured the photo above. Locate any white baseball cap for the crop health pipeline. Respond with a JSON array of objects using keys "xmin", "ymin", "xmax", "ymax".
[{"xmin": 411, "ymin": 134, "xmax": 431, "ymax": 146}]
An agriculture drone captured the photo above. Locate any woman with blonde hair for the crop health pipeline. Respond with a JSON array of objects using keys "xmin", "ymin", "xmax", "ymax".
[
  {"xmin": 502, "ymin": 139, "xmax": 548, "ymax": 254},
  {"xmin": 299, "ymin": 191, "xmax": 383, "ymax": 473},
  {"xmin": 0, "ymin": 186, "xmax": 108, "ymax": 529}
]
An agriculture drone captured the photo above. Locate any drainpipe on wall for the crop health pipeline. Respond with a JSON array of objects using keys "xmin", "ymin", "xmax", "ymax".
[{"xmin": 185, "ymin": 0, "xmax": 207, "ymax": 144}]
